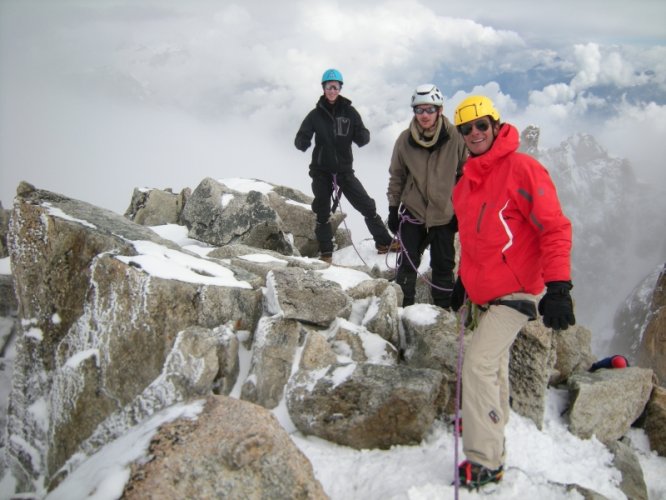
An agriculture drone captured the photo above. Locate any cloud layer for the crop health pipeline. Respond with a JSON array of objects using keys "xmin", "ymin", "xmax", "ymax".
[{"xmin": 1, "ymin": 0, "xmax": 664, "ymax": 217}]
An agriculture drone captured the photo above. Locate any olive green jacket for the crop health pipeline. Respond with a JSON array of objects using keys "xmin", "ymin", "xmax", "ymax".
[{"xmin": 387, "ymin": 115, "xmax": 467, "ymax": 227}]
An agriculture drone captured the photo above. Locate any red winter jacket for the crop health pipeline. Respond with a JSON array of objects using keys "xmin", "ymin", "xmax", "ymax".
[{"xmin": 452, "ymin": 123, "xmax": 572, "ymax": 305}]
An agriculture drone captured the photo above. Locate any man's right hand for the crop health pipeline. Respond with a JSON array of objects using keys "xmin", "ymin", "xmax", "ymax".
[
  {"xmin": 451, "ymin": 276, "xmax": 466, "ymax": 312},
  {"xmin": 388, "ymin": 206, "xmax": 399, "ymax": 234}
]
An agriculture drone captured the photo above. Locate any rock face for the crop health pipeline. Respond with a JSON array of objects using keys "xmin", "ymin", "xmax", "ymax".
[
  {"xmin": 287, "ymin": 363, "xmax": 443, "ymax": 450},
  {"xmin": 266, "ymin": 268, "xmax": 352, "ymax": 325},
  {"xmin": 567, "ymin": 368, "xmax": 654, "ymax": 445},
  {"xmin": 179, "ymin": 177, "xmax": 347, "ymax": 257},
  {"xmin": 644, "ymin": 385, "xmax": 666, "ymax": 457},
  {"xmin": 611, "ymin": 264, "xmax": 664, "ymax": 371},
  {"xmin": 122, "ymin": 395, "xmax": 327, "ymax": 500},
  {"xmin": 519, "ymin": 124, "xmax": 540, "ymax": 157},
  {"xmin": 549, "ymin": 325, "xmax": 596, "ymax": 385},
  {"xmin": 402, "ymin": 306, "xmax": 564, "ymax": 428},
  {"xmin": 0, "ymin": 274, "xmax": 17, "ymax": 318},
  {"xmin": 608, "ymin": 438, "xmax": 648, "ymax": 500},
  {"xmin": 535, "ymin": 133, "xmax": 666, "ymax": 344},
  {"xmin": 401, "ymin": 304, "xmax": 466, "ymax": 414},
  {"xmin": 5, "ymin": 183, "xmax": 261, "ymax": 491},
  {"xmin": 240, "ymin": 316, "xmax": 308, "ymax": 409},
  {"xmin": 509, "ymin": 321, "xmax": 554, "ymax": 430},
  {"xmin": 638, "ymin": 265, "xmax": 666, "ymax": 384},
  {"xmin": 124, "ymin": 187, "xmax": 191, "ymax": 226},
  {"xmin": 1, "ymin": 180, "xmax": 663, "ymax": 499},
  {"xmin": 0, "ymin": 201, "xmax": 10, "ymax": 258}
]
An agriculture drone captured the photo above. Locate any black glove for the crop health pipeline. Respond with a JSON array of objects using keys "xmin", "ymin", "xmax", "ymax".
[
  {"xmin": 449, "ymin": 214, "xmax": 458, "ymax": 233},
  {"xmin": 538, "ymin": 281, "xmax": 576, "ymax": 331},
  {"xmin": 450, "ymin": 276, "xmax": 466, "ymax": 312},
  {"xmin": 388, "ymin": 206, "xmax": 400, "ymax": 234}
]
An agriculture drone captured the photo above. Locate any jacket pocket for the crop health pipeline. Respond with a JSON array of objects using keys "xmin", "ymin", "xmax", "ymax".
[{"xmin": 336, "ymin": 117, "xmax": 351, "ymax": 136}]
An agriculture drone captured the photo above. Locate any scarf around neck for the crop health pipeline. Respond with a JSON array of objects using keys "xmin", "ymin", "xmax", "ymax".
[{"xmin": 410, "ymin": 115, "xmax": 443, "ymax": 148}]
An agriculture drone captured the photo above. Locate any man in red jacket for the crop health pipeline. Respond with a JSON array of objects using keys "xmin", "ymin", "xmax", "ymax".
[{"xmin": 450, "ymin": 95, "xmax": 576, "ymax": 490}]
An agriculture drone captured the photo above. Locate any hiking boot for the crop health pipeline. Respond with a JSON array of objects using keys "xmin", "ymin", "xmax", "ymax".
[
  {"xmin": 456, "ymin": 460, "xmax": 503, "ymax": 490},
  {"xmin": 319, "ymin": 253, "xmax": 332, "ymax": 264},
  {"xmin": 376, "ymin": 240, "xmax": 400, "ymax": 254}
]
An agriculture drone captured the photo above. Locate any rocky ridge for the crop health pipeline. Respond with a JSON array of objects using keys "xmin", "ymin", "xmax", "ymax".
[{"xmin": 0, "ymin": 177, "xmax": 663, "ymax": 499}]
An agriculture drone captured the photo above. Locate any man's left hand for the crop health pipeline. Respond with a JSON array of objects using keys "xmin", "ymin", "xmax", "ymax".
[{"xmin": 538, "ymin": 281, "xmax": 576, "ymax": 331}]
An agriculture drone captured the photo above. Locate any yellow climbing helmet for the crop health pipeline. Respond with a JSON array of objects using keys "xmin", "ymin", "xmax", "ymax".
[{"xmin": 454, "ymin": 95, "xmax": 501, "ymax": 126}]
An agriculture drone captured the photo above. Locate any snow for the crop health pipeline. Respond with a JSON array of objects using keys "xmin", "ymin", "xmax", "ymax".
[
  {"xmin": 42, "ymin": 203, "xmax": 97, "ymax": 229},
  {"xmin": 402, "ymin": 303, "xmax": 441, "ymax": 326},
  {"xmin": 27, "ymin": 398, "xmax": 49, "ymax": 432},
  {"xmin": 286, "ymin": 199, "xmax": 312, "ymax": 210},
  {"xmin": 1, "ymin": 221, "xmax": 665, "ymax": 500},
  {"xmin": 228, "ymin": 332, "xmax": 253, "ymax": 400},
  {"xmin": 64, "ymin": 349, "xmax": 100, "ymax": 370},
  {"xmin": 148, "ymin": 224, "xmax": 216, "ymax": 257},
  {"xmin": 44, "ymin": 401, "xmax": 205, "ymax": 500},
  {"xmin": 329, "ymin": 318, "xmax": 395, "ymax": 365},
  {"xmin": 115, "ymin": 240, "xmax": 252, "ymax": 288},
  {"xmin": 220, "ymin": 193, "xmax": 234, "ymax": 208},
  {"xmin": 264, "ymin": 272, "xmax": 283, "ymax": 316},
  {"xmin": 24, "ymin": 326, "xmax": 44, "ymax": 342},
  {"xmin": 326, "ymin": 363, "xmax": 357, "ymax": 389},
  {"xmin": 239, "ymin": 253, "xmax": 288, "ymax": 264},
  {"xmin": 218, "ymin": 178, "xmax": 274, "ymax": 194},
  {"xmin": 317, "ymin": 265, "xmax": 373, "ymax": 290},
  {"xmin": 360, "ymin": 296, "xmax": 380, "ymax": 325},
  {"xmin": 288, "ymin": 388, "xmax": 661, "ymax": 500},
  {"xmin": 358, "ymin": 328, "xmax": 394, "ymax": 364},
  {"xmin": 0, "ymin": 257, "xmax": 10, "ymax": 275},
  {"xmin": 148, "ymin": 224, "xmax": 202, "ymax": 247}
]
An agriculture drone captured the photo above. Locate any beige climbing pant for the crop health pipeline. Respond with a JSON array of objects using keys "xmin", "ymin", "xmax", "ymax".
[{"xmin": 462, "ymin": 292, "xmax": 537, "ymax": 469}]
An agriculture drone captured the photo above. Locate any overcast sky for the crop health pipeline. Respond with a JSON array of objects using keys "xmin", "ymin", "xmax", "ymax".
[{"xmin": 1, "ymin": 0, "xmax": 665, "ymax": 223}]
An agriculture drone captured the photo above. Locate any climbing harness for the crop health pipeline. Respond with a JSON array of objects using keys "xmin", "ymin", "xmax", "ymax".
[
  {"xmin": 388, "ymin": 206, "xmax": 454, "ymax": 294},
  {"xmin": 331, "ymin": 174, "xmax": 343, "ymax": 214}
]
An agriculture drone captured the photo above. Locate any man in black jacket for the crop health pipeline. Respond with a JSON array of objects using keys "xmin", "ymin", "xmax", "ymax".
[{"xmin": 295, "ymin": 68, "xmax": 397, "ymax": 263}]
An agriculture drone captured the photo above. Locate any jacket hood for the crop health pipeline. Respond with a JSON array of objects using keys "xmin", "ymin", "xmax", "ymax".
[
  {"xmin": 317, "ymin": 94, "xmax": 352, "ymax": 107},
  {"xmin": 464, "ymin": 123, "xmax": 520, "ymax": 186}
]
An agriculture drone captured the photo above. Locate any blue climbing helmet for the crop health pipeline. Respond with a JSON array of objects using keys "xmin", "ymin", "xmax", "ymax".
[{"xmin": 321, "ymin": 68, "xmax": 343, "ymax": 85}]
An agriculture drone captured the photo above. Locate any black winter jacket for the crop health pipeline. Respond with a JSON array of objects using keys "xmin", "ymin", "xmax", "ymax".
[{"xmin": 294, "ymin": 95, "xmax": 370, "ymax": 174}]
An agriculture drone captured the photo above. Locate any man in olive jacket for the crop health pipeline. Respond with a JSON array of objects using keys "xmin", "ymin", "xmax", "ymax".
[
  {"xmin": 295, "ymin": 68, "xmax": 396, "ymax": 263},
  {"xmin": 387, "ymin": 84, "xmax": 467, "ymax": 307}
]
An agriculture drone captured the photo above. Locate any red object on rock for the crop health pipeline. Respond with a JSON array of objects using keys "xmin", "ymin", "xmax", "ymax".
[
  {"xmin": 589, "ymin": 355, "xmax": 629, "ymax": 372},
  {"xmin": 611, "ymin": 355, "xmax": 628, "ymax": 368}
]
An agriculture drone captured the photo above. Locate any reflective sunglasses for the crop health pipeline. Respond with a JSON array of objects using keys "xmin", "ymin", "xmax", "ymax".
[
  {"xmin": 324, "ymin": 84, "xmax": 341, "ymax": 91},
  {"xmin": 413, "ymin": 106, "xmax": 438, "ymax": 115},
  {"xmin": 459, "ymin": 119, "xmax": 491, "ymax": 136}
]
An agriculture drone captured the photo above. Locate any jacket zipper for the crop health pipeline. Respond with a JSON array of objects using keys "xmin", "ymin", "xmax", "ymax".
[
  {"xmin": 319, "ymin": 104, "xmax": 340, "ymax": 168},
  {"xmin": 476, "ymin": 203, "xmax": 486, "ymax": 233}
]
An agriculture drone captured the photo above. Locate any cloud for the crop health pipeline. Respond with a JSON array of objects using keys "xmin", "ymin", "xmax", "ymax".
[
  {"xmin": 570, "ymin": 43, "xmax": 651, "ymax": 91},
  {"xmin": 435, "ymin": 0, "xmax": 666, "ymax": 46},
  {"xmin": 599, "ymin": 99, "xmax": 666, "ymax": 185},
  {"xmin": 1, "ymin": 0, "xmax": 665, "ymax": 217}
]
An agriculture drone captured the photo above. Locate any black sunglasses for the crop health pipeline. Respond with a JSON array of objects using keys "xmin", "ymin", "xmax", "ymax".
[{"xmin": 459, "ymin": 119, "xmax": 491, "ymax": 136}]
